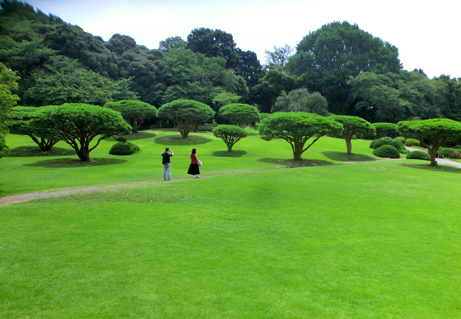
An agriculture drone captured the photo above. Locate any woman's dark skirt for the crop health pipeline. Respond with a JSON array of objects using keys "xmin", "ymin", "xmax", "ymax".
[{"xmin": 188, "ymin": 164, "xmax": 200, "ymax": 175}]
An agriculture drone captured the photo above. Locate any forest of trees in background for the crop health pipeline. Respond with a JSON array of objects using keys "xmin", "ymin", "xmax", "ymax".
[{"xmin": 1, "ymin": 0, "xmax": 460, "ymax": 124}]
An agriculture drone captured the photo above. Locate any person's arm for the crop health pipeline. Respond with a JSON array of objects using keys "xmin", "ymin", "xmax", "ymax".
[{"xmin": 169, "ymin": 149, "xmax": 174, "ymax": 156}]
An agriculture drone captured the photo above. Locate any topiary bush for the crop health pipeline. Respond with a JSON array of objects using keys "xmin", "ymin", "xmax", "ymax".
[
  {"xmin": 373, "ymin": 145, "xmax": 400, "ymax": 158},
  {"xmin": 395, "ymin": 136, "xmax": 406, "ymax": 144},
  {"xmin": 437, "ymin": 148, "xmax": 461, "ymax": 159},
  {"xmin": 406, "ymin": 150, "xmax": 430, "ymax": 161},
  {"xmin": 114, "ymin": 136, "xmax": 127, "ymax": 143},
  {"xmin": 370, "ymin": 137, "xmax": 406, "ymax": 153},
  {"xmin": 405, "ymin": 138, "xmax": 420, "ymax": 147},
  {"xmin": 109, "ymin": 142, "xmax": 140, "ymax": 155}
]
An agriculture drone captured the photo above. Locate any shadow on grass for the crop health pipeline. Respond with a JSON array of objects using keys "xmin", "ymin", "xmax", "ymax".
[
  {"xmin": 155, "ymin": 135, "xmax": 213, "ymax": 145},
  {"xmin": 322, "ymin": 151, "xmax": 376, "ymax": 162},
  {"xmin": 24, "ymin": 158, "xmax": 126, "ymax": 167},
  {"xmin": 124, "ymin": 131, "xmax": 157, "ymax": 141},
  {"xmin": 401, "ymin": 162, "xmax": 461, "ymax": 173},
  {"xmin": 7, "ymin": 146, "xmax": 75, "ymax": 157},
  {"xmin": 212, "ymin": 150, "xmax": 247, "ymax": 157},
  {"xmin": 258, "ymin": 158, "xmax": 334, "ymax": 168}
]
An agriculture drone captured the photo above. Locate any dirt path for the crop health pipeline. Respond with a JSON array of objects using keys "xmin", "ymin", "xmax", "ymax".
[{"xmin": 2, "ymin": 153, "xmax": 460, "ymax": 206}]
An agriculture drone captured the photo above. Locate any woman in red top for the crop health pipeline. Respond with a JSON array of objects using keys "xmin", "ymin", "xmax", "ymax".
[{"xmin": 187, "ymin": 148, "xmax": 200, "ymax": 178}]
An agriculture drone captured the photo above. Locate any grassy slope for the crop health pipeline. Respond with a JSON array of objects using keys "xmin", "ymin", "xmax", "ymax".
[{"xmin": 1, "ymin": 130, "xmax": 460, "ymax": 318}]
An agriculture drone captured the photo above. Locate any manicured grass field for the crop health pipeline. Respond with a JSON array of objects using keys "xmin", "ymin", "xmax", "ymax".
[{"xmin": 1, "ymin": 130, "xmax": 460, "ymax": 318}]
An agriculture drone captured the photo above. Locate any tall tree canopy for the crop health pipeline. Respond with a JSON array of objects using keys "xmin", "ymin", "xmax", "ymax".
[
  {"xmin": 0, "ymin": 61, "xmax": 20, "ymax": 157},
  {"xmin": 272, "ymin": 88, "xmax": 329, "ymax": 116},
  {"xmin": 24, "ymin": 56, "xmax": 138, "ymax": 106},
  {"xmin": 287, "ymin": 22, "xmax": 401, "ymax": 115},
  {"xmin": 264, "ymin": 44, "xmax": 294, "ymax": 71}
]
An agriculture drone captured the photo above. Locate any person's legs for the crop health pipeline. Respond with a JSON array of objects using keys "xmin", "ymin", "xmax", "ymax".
[
  {"xmin": 163, "ymin": 163, "xmax": 171, "ymax": 181},
  {"xmin": 166, "ymin": 163, "xmax": 171, "ymax": 181}
]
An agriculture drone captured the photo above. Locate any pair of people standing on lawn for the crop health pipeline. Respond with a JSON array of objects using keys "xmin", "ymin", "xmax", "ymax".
[{"xmin": 161, "ymin": 147, "xmax": 200, "ymax": 181}]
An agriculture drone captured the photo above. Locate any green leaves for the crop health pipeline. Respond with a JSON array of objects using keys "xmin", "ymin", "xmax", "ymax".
[
  {"xmin": 158, "ymin": 99, "xmax": 215, "ymax": 138},
  {"xmin": 219, "ymin": 103, "xmax": 259, "ymax": 128},
  {"xmin": 104, "ymin": 100, "xmax": 157, "ymax": 133},
  {"xmin": 260, "ymin": 112, "xmax": 343, "ymax": 159},
  {"xmin": 213, "ymin": 125, "xmax": 248, "ymax": 151}
]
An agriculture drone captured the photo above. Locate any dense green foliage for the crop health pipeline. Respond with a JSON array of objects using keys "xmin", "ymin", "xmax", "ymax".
[
  {"xmin": 406, "ymin": 150, "xmax": 430, "ymax": 160},
  {"xmin": 0, "ymin": 61, "xmax": 20, "ymax": 157},
  {"xmin": 398, "ymin": 118, "xmax": 461, "ymax": 165},
  {"xmin": 331, "ymin": 115, "xmax": 375, "ymax": 155},
  {"xmin": 437, "ymin": 148, "xmax": 460, "ymax": 159},
  {"xmin": 272, "ymin": 88, "xmax": 329, "ymax": 115},
  {"xmin": 10, "ymin": 106, "xmax": 60, "ymax": 151},
  {"xmin": 212, "ymin": 124, "xmax": 248, "ymax": 151},
  {"xmin": 405, "ymin": 138, "xmax": 420, "ymax": 146},
  {"xmin": 373, "ymin": 145, "xmax": 400, "ymax": 158},
  {"xmin": 34, "ymin": 103, "xmax": 131, "ymax": 161},
  {"xmin": 2, "ymin": 1, "xmax": 461, "ymax": 122},
  {"xmin": 370, "ymin": 137, "xmax": 406, "ymax": 153},
  {"xmin": 157, "ymin": 99, "xmax": 215, "ymax": 138},
  {"xmin": 104, "ymin": 100, "xmax": 157, "ymax": 133},
  {"xmin": 219, "ymin": 103, "xmax": 259, "ymax": 128},
  {"xmin": 109, "ymin": 141, "xmax": 140, "ymax": 155},
  {"xmin": 287, "ymin": 22, "xmax": 401, "ymax": 115},
  {"xmin": 259, "ymin": 112, "xmax": 343, "ymax": 160},
  {"xmin": 250, "ymin": 70, "xmax": 305, "ymax": 113}
]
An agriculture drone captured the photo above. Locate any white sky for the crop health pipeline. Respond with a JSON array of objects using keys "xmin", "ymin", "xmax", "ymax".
[{"xmin": 23, "ymin": 0, "xmax": 461, "ymax": 79}]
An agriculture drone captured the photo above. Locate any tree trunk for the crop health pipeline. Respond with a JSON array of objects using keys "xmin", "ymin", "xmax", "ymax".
[
  {"xmin": 428, "ymin": 148, "xmax": 437, "ymax": 166},
  {"xmin": 77, "ymin": 147, "xmax": 91, "ymax": 161},
  {"xmin": 346, "ymin": 138, "xmax": 352, "ymax": 155}
]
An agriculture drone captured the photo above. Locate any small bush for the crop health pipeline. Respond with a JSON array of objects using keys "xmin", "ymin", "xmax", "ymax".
[
  {"xmin": 197, "ymin": 123, "xmax": 218, "ymax": 131},
  {"xmin": 406, "ymin": 150, "xmax": 430, "ymax": 161},
  {"xmin": 437, "ymin": 148, "xmax": 461, "ymax": 159},
  {"xmin": 109, "ymin": 142, "xmax": 140, "ymax": 155},
  {"xmin": 373, "ymin": 145, "xmax": 400, "ymax": 158},
  {"xmin": 370, "ymin": 137, "xmax": 406, "ymax": 153},
  {"xmin": 114, "ymin": 136, "xmax": 127, "ymax": 143},
  {"xmin": 405, "ymin": 138, "xmax": 420, "ymax": 146},
  {"xmin": 395, "ymin": 136, "xmax": 406, "ymax": 144}
]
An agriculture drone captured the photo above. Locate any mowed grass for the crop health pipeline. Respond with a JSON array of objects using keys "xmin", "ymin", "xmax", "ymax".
[{"xmin": 1, "ymin": 130, "xmax": 461, "ymax": 318}]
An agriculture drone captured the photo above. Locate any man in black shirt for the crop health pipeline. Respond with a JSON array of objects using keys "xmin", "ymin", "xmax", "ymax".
[{"xmin": 161, "ymin": 147, "xmax": 174, "ymax": 181}]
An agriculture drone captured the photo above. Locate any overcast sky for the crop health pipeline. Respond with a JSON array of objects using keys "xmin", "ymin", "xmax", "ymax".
[{"xmin": 23, "ymin": 0, "xmax": 461, "ymax": 79}]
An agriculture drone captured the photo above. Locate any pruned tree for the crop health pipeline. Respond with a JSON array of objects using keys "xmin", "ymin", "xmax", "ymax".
[
  {"xmin": 213, "ymin": 125, "xmax": 248, "ymax": 151},
  {"xmin": 219, "ymin": 103, "xmax": 259, "ymax": 128},
  {"xmin": 157, "ymin": 99, "xmax": 215, "ymax": 138},
  {"xmin": 10, "ymin": 106, "xmax": 60, "ymax": 151},
  {"xmin": 104, "ymin": 100, "xmax": 157, "ymax": 133},
  {"xmin": 397, "ymin": 118, "xmax": 461, "ymax": 166},
  {"xmin": 35, "ymin": 103, "xmax": 131, "ymax": 161},
  {"xmin": 331, "ymin": 115, "xmax": 375, "ymax": 155},
  {"xmin": 259, "ymin": 112, "xmax": 343, "ymax": 160},
  {"xmin": 373, "ymin": 123, "xmax": 398, "ymax": 137}
]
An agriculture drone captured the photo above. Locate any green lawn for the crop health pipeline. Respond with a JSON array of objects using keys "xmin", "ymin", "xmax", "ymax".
[{"xmin": 1, "ymin": 130, "xmax": 460, "ymax": 318}]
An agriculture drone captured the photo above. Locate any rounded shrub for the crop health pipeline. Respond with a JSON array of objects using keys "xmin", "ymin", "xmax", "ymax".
[
  {"xmin": 114, "ymin": 136, "xmax": 127, "ymax": 143},
  {"xmin": 437, "ymin": 148, "xmax": 460, "ymax": 159},
  {"xmin": 405, "ymin": 138, "xmax": 420, "ymax": 146},
  {"xmin": 395, "ymin": 136, "xmax": 406, "ymax": 144},
  {"xmin": 406, "ymin": 150, "xmax": 430, "ymax": 161},
  {"xmin": 373, "ymin": 145, "xmax": 400, "ymax": 158},
  {"xmin": 109, "ymin": 142, "xmax": 140, "ymax": 155},
  {"xmin": 370, "ymin": 137, "xmax": 406, "ymax": 153}
]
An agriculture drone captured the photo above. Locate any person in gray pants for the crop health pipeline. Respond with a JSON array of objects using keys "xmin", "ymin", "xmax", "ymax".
[{"xmin": 161, "ymin": 147, "xmax": 174, "ymax": 181}]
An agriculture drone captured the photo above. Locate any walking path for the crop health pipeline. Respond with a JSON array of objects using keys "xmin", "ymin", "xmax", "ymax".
[{"xmin": 1, "ymin": 150, "xmax": 460, "ymax": 206}]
